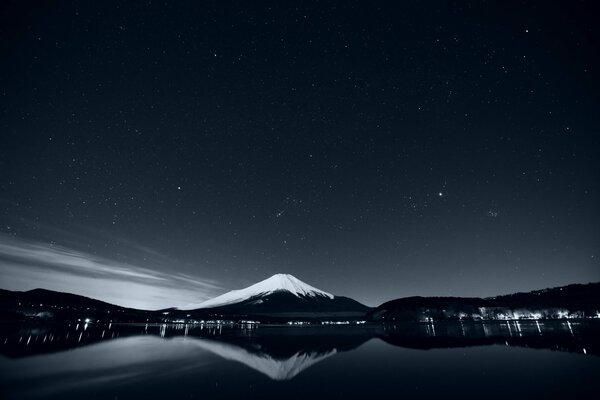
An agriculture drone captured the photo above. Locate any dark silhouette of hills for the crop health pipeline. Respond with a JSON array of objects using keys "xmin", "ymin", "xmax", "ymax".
[
  {"xmin": 0, "ymin": 288, "xmax": 155, "ymax": 323},
  {"xmin": 368, "ymin": 282, "xmax": 600, "ymax": 322},
  {"xmin": 1, "ymin": 282, "xmax": 599, "ymax": 324},
  {"xmin": 0, "ymin": 287, "xmax": 369, "ymax": 323}
]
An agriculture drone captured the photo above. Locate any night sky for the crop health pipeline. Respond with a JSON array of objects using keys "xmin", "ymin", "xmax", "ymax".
[{"xmin": 1, "ymin": 1, "xmax": 599, "ymax": 309}]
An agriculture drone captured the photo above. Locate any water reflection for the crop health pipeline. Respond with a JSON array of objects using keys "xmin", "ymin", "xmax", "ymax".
[
  {"xmin": 379, "ymin": 320, "xmax": 597, "ymax": 355},
  {"xmin": 192, "ymin": 338, "xmax": 337, "ymax": 380},
  {"xmin": 2, "ymin": 320, "xmax": 597, "ymax": 361},
  {"xmin": 0, "ymin": 321, "xmax": 599, "ymax": 398},
  {"xmin": 0, "ymin": 336, "xmax": 215, "ymax": 398}
]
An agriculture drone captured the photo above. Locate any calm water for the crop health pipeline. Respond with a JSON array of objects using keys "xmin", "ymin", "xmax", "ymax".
[{"xmin": 1, "ymin": 320, "xmax": 598, "ymax": 399}]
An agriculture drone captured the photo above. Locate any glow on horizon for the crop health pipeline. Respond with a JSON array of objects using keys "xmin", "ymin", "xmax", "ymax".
[{"xmin": 0, "ymin": 234, "xmax": 222, "ymax": 310}]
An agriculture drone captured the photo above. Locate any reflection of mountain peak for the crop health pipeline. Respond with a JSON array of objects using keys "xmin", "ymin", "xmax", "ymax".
[{"xmin": 192, "ymin": 338, "xmax": 337, "ymax": 380}]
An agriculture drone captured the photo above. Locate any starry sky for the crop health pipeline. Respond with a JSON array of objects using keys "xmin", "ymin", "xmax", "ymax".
[{"xmin": 1, "ymin": 1, "xmax": 599, "ymax": 309}]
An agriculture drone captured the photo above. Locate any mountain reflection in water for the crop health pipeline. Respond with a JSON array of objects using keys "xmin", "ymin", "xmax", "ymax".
[
  {"xmin": 0, "ymin": 321, "xmax": 598, "ymax": 399},
  {"xmin": 191, "ymin": 339, "xmax": 337, "ymax": 380}
]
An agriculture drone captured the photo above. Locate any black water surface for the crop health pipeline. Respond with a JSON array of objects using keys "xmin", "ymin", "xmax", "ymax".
[{"xmin": 0, "ymin": 320, "xmax": 598, "ymax": 399}]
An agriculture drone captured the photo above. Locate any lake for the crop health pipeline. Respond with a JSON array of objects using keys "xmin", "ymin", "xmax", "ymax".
[{"xmin": 1, "ymin": 320, "xmax": 598, "ymax": 399}]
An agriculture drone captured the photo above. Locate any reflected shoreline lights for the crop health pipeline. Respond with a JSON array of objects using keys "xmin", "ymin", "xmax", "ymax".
[
  {"xmin": 2, "ymin": 320, "xmax": 597, "ymax": 363},
  {"xmin": 0, "ymin": 319, "xmax": 598, "ymax": 400}
]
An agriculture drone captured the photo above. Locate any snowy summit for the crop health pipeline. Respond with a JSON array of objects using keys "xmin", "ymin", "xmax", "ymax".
[{"xmin": 182, "ymin": 273, "xmax": 334, "ymax": 310}]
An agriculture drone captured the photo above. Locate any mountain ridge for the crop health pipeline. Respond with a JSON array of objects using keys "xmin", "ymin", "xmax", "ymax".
[
  {"xmin": 1, "ymin": 279, "xmax": 599, "ymax": 323},
  {"xmin": 181, "ymin": 273, "xmax": 334, "ymax": 310},
  {"xmin": 368, "ymin": 282, "xmax": 600, "ymax": 321},
  {"xmin": 180, "ymin": 274, "xmax": 370, "ymax": 317}
]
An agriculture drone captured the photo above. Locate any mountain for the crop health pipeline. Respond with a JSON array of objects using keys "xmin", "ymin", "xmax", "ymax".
[
  {"xmin": 0, "ymin": 288, "xmax": 155, "ymax": 323},
  {"xmin": 367, "ymin": 282, "xmax": 600, "ymax": 322},
  {"xmin": 2, "ymin": 280, "xmax": 599, "ymax": 324},
  {"xmin": 181, "ymin": 274, "xmax": 371, "ymax": 320},
  {"xmin": 1, "ymin": 288, "xmax": 121, "ymax": 310},
  {"xmin": 0, "ymin": 274, "xmax": 370, "ymax": 323},
  {"xmin": 183, "ymin": 274, "xmax": 334, "ymax": 309}
]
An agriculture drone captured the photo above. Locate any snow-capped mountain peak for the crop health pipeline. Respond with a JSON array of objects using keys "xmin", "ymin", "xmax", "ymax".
[{"xmin": 182, "ymin": 273, "xmax": 334, "ymax": 310}]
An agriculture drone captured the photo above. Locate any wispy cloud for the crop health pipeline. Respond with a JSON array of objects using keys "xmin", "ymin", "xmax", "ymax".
[{"xmin": 0, "ymin": 234, "xmax": 222, "ymax": 310}]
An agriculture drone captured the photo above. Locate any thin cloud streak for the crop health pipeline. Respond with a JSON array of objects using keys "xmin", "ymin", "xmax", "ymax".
[{"xmin": 0, "ymin": 234, "xmax": 222, "ymax": 310}]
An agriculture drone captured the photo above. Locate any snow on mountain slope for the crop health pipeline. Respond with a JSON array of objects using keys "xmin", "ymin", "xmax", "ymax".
[{"xmin": 181, "ymin": 273, "xmax": 334, "ymax": 310}]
